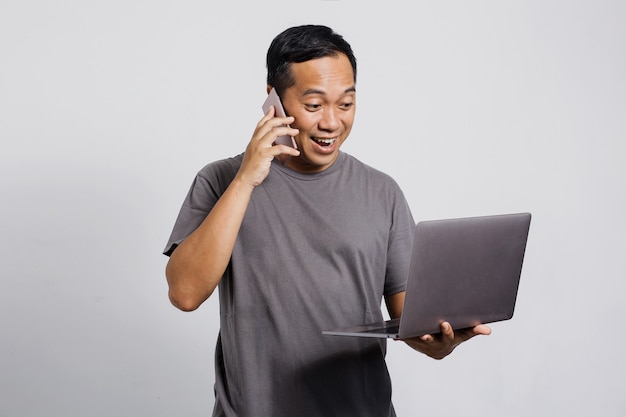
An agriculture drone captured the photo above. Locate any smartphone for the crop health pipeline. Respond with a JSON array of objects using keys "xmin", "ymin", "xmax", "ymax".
[{"xmin": 262, "ymin": 88, "xmax": 298, "ymax": 149}]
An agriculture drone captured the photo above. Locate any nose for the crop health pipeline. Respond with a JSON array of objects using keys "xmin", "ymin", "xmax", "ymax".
[{"xmin": 318, "ymin": 107, "xmax": 340, "ymax": 132}]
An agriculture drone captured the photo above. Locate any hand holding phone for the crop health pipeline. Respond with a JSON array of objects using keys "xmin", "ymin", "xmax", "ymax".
[{"xmin": 261, "ymin": 88, "xmax": 298, "ymax": 149}]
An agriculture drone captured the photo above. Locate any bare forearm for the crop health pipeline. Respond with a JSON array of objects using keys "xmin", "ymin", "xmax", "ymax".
[
  {"xmin": 166, "ymin": 107, "xmax": 300, "ymax": 311},
  {"xmin": 166, "ymin": 178, "xmax": 254, "ymax": 311}
]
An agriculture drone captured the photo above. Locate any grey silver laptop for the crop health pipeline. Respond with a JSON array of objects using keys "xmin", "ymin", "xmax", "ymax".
[{"xmin": 322, "ymin": 212, "xmax": 531, "ymax": 339}]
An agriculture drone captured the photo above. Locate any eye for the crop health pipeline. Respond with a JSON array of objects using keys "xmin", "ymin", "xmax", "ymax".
[
  {"xmin": 339, "ymin": 102, "xmax": 354, "ymax": 110},
  {"xmin": 305, "ymin": 103, "xmax": 322, "ymax": 111}
]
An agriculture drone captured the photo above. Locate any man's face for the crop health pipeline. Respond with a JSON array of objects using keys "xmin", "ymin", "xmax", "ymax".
[{"xmin": 280, "ymin": 53, "xmax": 356, "ymax": 173}]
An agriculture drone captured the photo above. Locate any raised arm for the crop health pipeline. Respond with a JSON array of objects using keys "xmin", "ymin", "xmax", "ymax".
[{"xmin": 165, "ymin": 108, "xmax": 299, "ymax": 311}]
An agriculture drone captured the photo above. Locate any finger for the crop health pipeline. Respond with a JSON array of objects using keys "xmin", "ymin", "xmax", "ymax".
[
  {"xmin": 272, "ymin": 143, "xmax": 301, "ymax": 157},
  {"xmin": 419, "ymin": 334, "xmax": 433, "ymax": 343},
  {"xmin": 440, "ymin": 322, "xmax": 455, "ymax": 340},
  {"xmin": 258, "ymin": 109, "xmax": 295, "ymax": 130},
  {"xmin": 248, "ymin": 141, "xmax": 298, "ymax": 163},
  {"xmin": 452, "ymin": 325, "xmax": 489, "ymax": 344},
  {"xmin": 257, "ymin": 121, "xmax": 298, "ymax": 146},
  {"xmin": 255, "ymin": 108, "xmax": 293, "ymax": 136},
  {"xmin": 263, "ymin": 105, "xmax": 276, "ymax": 117},
  {"xmin": 473, "ymin": 324, "xmax": 492, "ymax": 336},
  {"xmin": 257, "ymin": 105, "xmax": 276, "ymax": 128}
]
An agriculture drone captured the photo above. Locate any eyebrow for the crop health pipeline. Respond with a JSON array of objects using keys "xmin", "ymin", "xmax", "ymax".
[{"xmin": 302, "ymin": 86, "xmax": 356, "ymax": 96}]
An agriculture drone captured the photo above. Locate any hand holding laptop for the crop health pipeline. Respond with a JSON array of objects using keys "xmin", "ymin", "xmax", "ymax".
[
  {"xmin": 400, "ymin": 321, "xmax": 492, "ymax": 360},
  {"xmin": 323, "ymin": 213, "xmax": 531, "ymax": 345}
]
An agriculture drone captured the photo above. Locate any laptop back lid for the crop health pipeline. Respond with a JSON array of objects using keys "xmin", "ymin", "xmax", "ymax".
[{"xmin": 397, "ymin": 212, "xmax": 531, "ymax": 339}]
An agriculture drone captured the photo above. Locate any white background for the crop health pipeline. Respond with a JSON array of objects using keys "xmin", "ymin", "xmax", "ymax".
[{"xmin": 1, "ymin": 1, "xmax": 624, "ymax": 416}]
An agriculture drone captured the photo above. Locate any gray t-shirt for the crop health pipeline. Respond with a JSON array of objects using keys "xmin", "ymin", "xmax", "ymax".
[{"xmin": 164, "ymin": 152, "xmax": 415, "ymax": 417}]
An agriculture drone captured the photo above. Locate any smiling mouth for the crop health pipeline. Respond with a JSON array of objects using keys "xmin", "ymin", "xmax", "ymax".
[{"xmin": 312, "ymin": 137, "xmax": 337, "ymax": 147}]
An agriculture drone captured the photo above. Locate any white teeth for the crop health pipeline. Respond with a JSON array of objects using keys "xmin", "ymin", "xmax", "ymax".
[{"xmin": 315, "ymin": 138, "xmax": 336, "ymax": 144}]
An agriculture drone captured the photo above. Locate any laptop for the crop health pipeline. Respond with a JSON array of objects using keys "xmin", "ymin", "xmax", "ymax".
[{"xmin": 322, "ymin": 212, "xmax": 531, "ymax": 339}]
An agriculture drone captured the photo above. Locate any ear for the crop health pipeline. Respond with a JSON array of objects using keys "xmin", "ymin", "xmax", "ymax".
[{"xmin": 266, "ymin": 85, "xmax": 273, "ymax": 94}]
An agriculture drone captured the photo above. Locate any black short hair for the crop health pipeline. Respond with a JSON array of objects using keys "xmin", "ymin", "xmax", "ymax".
[{"xmin": 266, "ymin": 25, "xmax": 357, "ymax": 97}]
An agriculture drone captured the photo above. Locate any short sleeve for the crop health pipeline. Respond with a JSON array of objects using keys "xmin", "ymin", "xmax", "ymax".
[
  {"xmin": 163, "ymin": 155, "xmax": 242, "ymax": 256},
  {"xmin": 383, "ymin": 183, "xmax": 416, "ymax": 296}
]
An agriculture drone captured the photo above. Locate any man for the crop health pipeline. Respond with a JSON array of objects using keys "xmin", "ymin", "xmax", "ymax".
[{"xmin": 164, "ymin": 25, "xmax": 490, "ymax": 417}]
